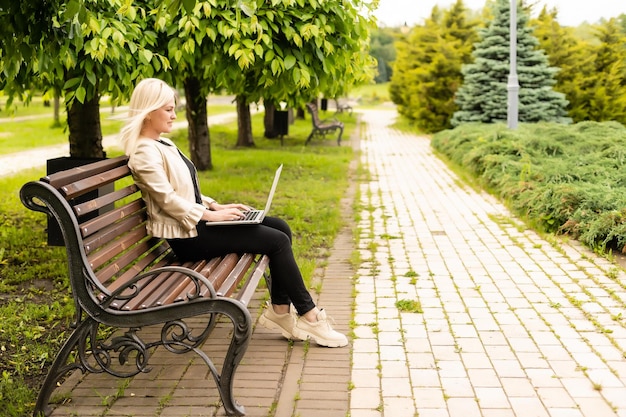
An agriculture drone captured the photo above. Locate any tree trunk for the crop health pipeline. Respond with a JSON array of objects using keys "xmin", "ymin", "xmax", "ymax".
[
  {"xmin": 52, "ymin": 93, "xmax": 61, "ymax": 128},
  {"xmin": 67, "ymin": 94, "xmax": 104, "ymax": 158},
  {"xmin": 236, "ymin": 95, "xmax": 255, "ymax": 147},
  {"xmin": 184, "ymin": 76, "xmax": 212, "ymax": 171},
  {"xmin": 296, "ymin": 107, "xmax": 306, "ymax": 119},
  {"xmin": 264, "ymin": 100, "xmax": 278, "ymax": 139}
]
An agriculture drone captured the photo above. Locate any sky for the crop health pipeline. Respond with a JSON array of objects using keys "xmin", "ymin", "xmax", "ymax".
[{"xmin": 373, "ymin": 0, "xmax": 626, "ymax": 27}]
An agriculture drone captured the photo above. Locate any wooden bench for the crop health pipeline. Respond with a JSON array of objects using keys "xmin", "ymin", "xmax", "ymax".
[
  {"xmin": 305, "ymin": 102, "xmax": 344, "ymax": 146},
  {"xmin": 19, "ymin": 155, "xmax": 270, "ymax": 417},
  {"xmin": 334, "ymin": 99, "xmax": 353, "ymax": 116}
]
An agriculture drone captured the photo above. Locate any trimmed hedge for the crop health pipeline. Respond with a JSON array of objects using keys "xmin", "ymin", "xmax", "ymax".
[{"xmin": 432, "ymin": 121, "xmax": 626, "ymax": 252}]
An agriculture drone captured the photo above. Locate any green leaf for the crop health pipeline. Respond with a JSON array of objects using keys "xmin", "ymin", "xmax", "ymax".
[
  {"xmin": 182, "ymin": 0, "xmax": 196, "ymax": 14},
  {"xmin": 63, "ymin": 77, "xmax": 81, "ymax": 90},
  {"xmin": 239, "ymin": 0, "xmax": 257, "ymax": 17},
  {"xmin": 64, "ymin": 0, "xmax": 81, "ymax": 20},
  {"xmin": 284, "ymin": 55, "xmax": 296, "ymax": 70},
  {"xmin": 271, "ymin": 59, "xmax": 281, "ymax": 75},
  {"xmin": 299, "ymin": 66, "xmax": 311, "ymax": 87},
  {"xmin": 88, "ymin": 17, "xmax": 100, "ymax": 34},
  {"xmin": 86, "ymin": 70, "xmax": 96, "ymax": 86},
  {"xmin": 228, "ymin": 43, "xmax": 239, "ymax": 56},
  {"xmin": 75, "ymin": 86, "xmax": 87, "ymax": 104},
  {"xmin": 142, "ymin": 49, "xmax": 154, "ymax": 63}
]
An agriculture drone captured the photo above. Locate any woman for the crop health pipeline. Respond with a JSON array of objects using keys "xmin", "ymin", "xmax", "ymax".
[{"xmin": 120, "ymin": 78, "xmax": 347, "ymax": 348}]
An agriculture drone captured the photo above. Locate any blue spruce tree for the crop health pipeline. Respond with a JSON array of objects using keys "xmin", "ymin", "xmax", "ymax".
[{"xmin": 452, "ymin": 0, "xmax": 569, "ymax": 126}]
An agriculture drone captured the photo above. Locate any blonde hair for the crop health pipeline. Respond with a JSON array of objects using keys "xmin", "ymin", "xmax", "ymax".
[{"xmin": 119, "ymin": 78, "xmax": 177, "ymax": 156}]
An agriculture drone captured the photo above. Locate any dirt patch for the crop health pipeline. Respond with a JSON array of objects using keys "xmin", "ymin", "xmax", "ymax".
[{"xmin": 0, "ymin": 278, "xmax": 56, "ymax": 306}]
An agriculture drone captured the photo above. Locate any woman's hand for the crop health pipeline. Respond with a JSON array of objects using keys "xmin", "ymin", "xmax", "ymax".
[{"xmin": 201, "ymin": 202, "xmax": 253, "ymax": 222}]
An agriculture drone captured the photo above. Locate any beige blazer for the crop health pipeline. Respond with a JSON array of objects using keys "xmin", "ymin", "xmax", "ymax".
[{"xmin": 128, "ymin": 137, "xmax": 215, "ymax": 239}]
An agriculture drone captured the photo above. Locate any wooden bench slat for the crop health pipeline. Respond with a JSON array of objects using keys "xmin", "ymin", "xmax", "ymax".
[
  {"xmin": 115, "ymin": 269, "xmax": 174, "ymax": 311},
  {"xmin": 87, "ymin": 225, "xmax": 149, "ymax": 269},
  {"xmin": 60, "ymin": 165, "xmax": 130, "ymax": 200},
  {"xmin": 80, "ymin": 200, "xmax": 145, "ymax": 239},
  {"xmin": 133, "ymin": 260, "xmax": 208, "ymax": 310},
  {"xmin": 237, "ymin": 255, "xmax": 270, "ymax": 306},
  {"xmin": 83, "ymin": 211, "xmax": 146, "ymax": 255},
  {"xmin": 169, "ymin": 257, "xmax": 222, "ymax": 303},
  {"xmin": 74, "ymin": 184, "xmax": 139, "ymax": 218},
  {"xmin": 42, "ymin": 155, "xmax": 129, "ymax": 188},
  {"xmin": 120, "ymin": 266, "xmax": 187, "ymax": 311},
  {"xmin": 199, "ymin": 253, "xmax": 240, "ymax": 297},
  {"xmin": 107, "ymin": 258, "xmax": 174, "ymax": 310},
  {"xmin": 92, "ymin": 238, "xmax": 164, "ymax": 287},
  {"xmin": 216, "ymin": 254, "xmax": 255, "ymax": 297},
  {"xmin": 105, "ymin": 248, "xmax": 173, "ymax": 309}
]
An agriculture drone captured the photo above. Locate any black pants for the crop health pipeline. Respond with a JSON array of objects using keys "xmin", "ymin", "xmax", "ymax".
[{"xmin": 167, "ymin": 216, "xmax": 316, "ymax": 315}]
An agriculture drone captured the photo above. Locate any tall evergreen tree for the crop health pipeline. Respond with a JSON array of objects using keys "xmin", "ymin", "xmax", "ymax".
[
  {"xmin": 370, "ymin": 28, "xmax": 398, "ymax": 83},
  {"xmin": 532, "ymin": 7, "xmax": 593, "ymax": 123},
  {"xmin": 451, "ymin": 0, "xmax": 569, "ymax": 126},
  {"xmin": 389, "ymin": 10, "xmax": 440, "ymax": 123},
  {"xmin": 390, "ymin": 1, "xmax": 477, "ymax": 132},
  {"xmin": 583, "ymin": 19, "xmax": 626, "ymax": 124},
  {"xmin": 533, "ymin": 12, "xmax": 626, "ymax": 124}
]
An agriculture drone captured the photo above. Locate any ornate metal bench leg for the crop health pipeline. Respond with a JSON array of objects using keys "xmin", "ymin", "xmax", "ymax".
[
  {"xmin": 219, "ymin": 303, "xmax": 252, "ymax": 416},
  {"xmin": 188, "ymin": 299, "xmax": 252, "ymax": 416},
  {"xmin": 34, "ymin": 318, "xmax": 96, "ymax": 417},
  {"xmin": 337, "ymin": 126, "xmax": 344, "ymax": 145}
]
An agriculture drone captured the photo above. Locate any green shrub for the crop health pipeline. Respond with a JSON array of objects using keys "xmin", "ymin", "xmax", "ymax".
[{"xmin": 432, "ymin": 121, "xmax": 626, "ymax": 251}]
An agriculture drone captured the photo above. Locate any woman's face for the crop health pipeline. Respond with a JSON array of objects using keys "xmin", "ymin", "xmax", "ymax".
[{"xmin": 143, "ymin": 99, "xmax": 177, "ymax": 138}]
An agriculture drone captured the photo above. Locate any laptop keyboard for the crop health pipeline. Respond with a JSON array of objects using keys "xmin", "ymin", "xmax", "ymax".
[{"xmin": 243, "ymin": 210, "xmax": 261, "ymax": 221}]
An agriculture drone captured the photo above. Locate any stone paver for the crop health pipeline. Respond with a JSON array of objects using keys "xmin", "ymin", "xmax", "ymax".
[{"xmin": 8, "ymin": 108, "xmax": 626, "ymax": 416}]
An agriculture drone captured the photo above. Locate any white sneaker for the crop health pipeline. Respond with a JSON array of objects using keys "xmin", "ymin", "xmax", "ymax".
[
  {"xmin": 292, "ymin": 309, "xmax": 348, "ymax": 348},
  {"xmin": 258, "ymin": 302, "xmax": 300, "ymax": 340}
]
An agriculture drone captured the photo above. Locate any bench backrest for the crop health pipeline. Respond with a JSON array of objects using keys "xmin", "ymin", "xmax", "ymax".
[
  {"xmin": 44, "ymin": 156, "xmax": 160, "ymax": 287},
  {"xmin": 305, "ymin": 103, "xmax": 323, "ymax": 126},
  {"xmin": 22, "ymin": 156, "xmax": 254, "ymax": 322},
  {"xmin": 22, "ymin": 157, "xmax": 162, "ymax": 310}
]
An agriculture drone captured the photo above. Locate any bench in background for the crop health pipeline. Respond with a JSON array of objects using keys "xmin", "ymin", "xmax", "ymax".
[
  {"xmin": 20, "ymin": 155, "xmax": 270, "ymax": 416},
  {"xmin": 305, "ymin": 102, "xmax": 344, "ymax": 146},
  {"xmin": 334, "ymin": 98, "xmax": 353, "ymax": 116}
]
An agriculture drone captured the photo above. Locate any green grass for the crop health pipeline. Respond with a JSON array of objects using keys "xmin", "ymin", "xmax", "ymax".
[
  {"xmin": 0, "ymin": 117, "xmax": 124, "ymax": 155},
  {"xmin": 0, "ymin": 95, "xmax": 61, "ymax": 117},
  {"xmin": 395, "ymin": 299, "xmax": 424, "ymax": 313},
  {"xmin": 350, "ymin": 82, "xmax": 390, "ymax": 107},
  {"xmin": 0, "ymin": 110, "xmax": 355, "ymax": 416},
  {"xmin": 0, "ymin": 97, "xmax": 238, "ymax": 156}
]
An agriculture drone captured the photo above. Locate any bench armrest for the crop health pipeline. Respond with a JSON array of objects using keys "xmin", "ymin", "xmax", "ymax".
[{"xmin": 101, "ymin": 266, "xmax": 217, "ymax": 309}]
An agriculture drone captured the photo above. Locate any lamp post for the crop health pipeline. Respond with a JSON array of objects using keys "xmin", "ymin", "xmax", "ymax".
[{"xmin": 507, "ymin": 0, "xmax": 519, "ymax": 129}]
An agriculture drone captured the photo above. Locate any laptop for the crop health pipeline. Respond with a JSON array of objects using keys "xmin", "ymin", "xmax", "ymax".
[{"xmin": 205, "ymin": 164, "xmax": 282, "ymax": 226}]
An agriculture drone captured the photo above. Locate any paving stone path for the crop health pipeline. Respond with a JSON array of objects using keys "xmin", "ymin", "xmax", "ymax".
[{"xmin": 351, "ymin": 109, "xmax": 626, "ymax": 417}]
